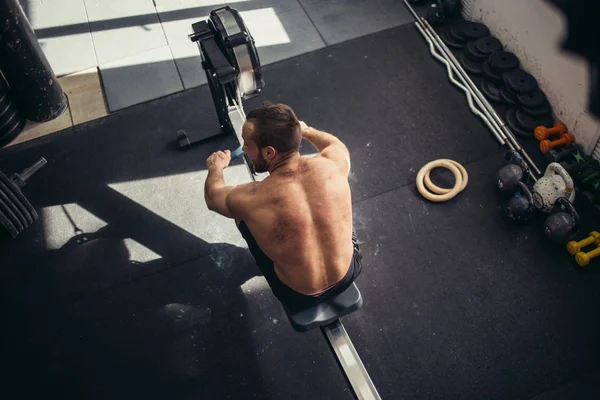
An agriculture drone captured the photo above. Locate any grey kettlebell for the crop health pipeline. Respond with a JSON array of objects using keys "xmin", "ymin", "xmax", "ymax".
[
  {"xmin": 496, "ymin": 150, "xmax": 530, "ymax": 194},
  {"xmin": 544, "ymin": 197, "xmax": 580, "ymax": 243}
]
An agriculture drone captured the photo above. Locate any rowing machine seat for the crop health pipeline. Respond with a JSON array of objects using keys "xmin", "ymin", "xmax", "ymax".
[{"xmin": 283, "ymin": 283, "xmax": 363, "ymax": 332}]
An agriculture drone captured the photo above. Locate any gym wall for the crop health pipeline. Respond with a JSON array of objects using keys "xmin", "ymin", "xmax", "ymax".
[{"xmin": 467, "ymin": 0, "xmax": 600, "ymax": 155}]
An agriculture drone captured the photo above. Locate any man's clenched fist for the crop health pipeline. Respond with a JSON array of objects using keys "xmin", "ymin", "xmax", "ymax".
[{"xmin": 206, "ymin": 150, "xmax": 231, "ymax": 171}]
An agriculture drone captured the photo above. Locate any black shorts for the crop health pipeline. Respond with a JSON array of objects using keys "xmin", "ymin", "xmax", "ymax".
[{"xmin": 237, "ymin": 221, "xmax": 362, "ymax": 313}]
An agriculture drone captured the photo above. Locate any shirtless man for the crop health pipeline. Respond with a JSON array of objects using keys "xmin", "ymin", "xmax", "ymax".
[{"xmin": 204, "ymin": 103, "xmax": 362, "ymax": 312}]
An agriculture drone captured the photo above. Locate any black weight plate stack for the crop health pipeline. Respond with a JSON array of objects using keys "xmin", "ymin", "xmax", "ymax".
[
  {"xmin": 474, "ymin": 36, "xmax": 503, "ymax": 56},
  {"xmin": 0, "ymin": 208, "xmax": 18, "ymax": 238},
  {"xmin": 0, "ymin": 170, "xmax": 37, "ymax": 222},
  {"xmin": 481, "ymin": 60, "xmax": 504, "ymax": 84},
  {"xmin": 442, "ymin": 22, "xmax": 468, "ymax": 49},
  {"xmin": 0, "ymin": 185, "xmax": 27, "ymax": 231},
  {"xmin": 503, "ymin": 69, "xmax": 538, "ymax": 94},
  {"xmin": 514, "ymin": 109, "xmax": 554, "ymax": 132},
  {"xmin": 441, "ymin": 26, "xmax": 465, "ymax": 49},
  {"xmin": 505, "ymin": 108, "xmax": 535, "ymax": 139},
  {"xmin": 450, "ymin": 22, "xmax": 468, "ymax": 42},
  {"xmin": 517, "ymin": 89, "xmax": 548, "ymax": 108},
  {"xmin": 0, "ymin": 74, "xmax": 26, "ymax": 148},
  {"xmin": 480, "ymin": 79, "xmax": 503, "ymax": 103},
  {"xmin": 459, "ymin": 52, "xmax": 483, "ymax": 75},
  {"xmin": 459, "ymin": 22, "xmax": 490, "ymax": 41},
  {"xmin": 517, "ymin": 88, "xmax": 552, "ymax": 117},
  {"xmin": 465, "ymin": 40, "xmax": 488, "ymax": 62},
  {"xmin": 0, "ymin": 179, "xmax": 33, "ymax": 225},
  {"xmin": 500, "ymin": 86, "xmax": 519, "ymax": 106},
  {"xmin": 487, "ymin": 51, "xmax": 520, "ymax": 72},
  {"xmin": 522, "ymin": 102, "xmax": 553, "ymax": 117},
  {"xmin": 0, "ymin": 195, "xmax": 24, "ymax": 234}
]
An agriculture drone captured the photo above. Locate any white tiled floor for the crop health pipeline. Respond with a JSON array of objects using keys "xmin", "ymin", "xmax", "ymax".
[
  {"xmin": 27, "ymin": 0, "xmax": 413, "ymax": 113},
  {"xmin": 85, "ymin": 0, "xmax": 167, "ymax": 65},
  {"xmin": 24, "ymin": 0, "xmax": 97, "ymax": 76}
]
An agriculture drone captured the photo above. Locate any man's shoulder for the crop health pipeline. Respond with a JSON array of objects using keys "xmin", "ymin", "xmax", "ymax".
[{"xmin": 226, "ymin": 181, "xmax": 261, "ymax": 212}]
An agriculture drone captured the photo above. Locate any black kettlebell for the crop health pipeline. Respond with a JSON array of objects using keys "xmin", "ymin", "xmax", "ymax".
[
  {"xmin": 442, "ymin": 0, "xmax": 462, "ymax": 18},
  {"xmin": 426, "ymin": 0, "xmax": 445, "ymax": 24},
  {"xmin": 496, "ymin": 150, "xmax": 530, "ymax": 195},
  {"xmin": 505, "ymin": 181, "xmax": 536, "ymax": 221},
  {"xmin": 544, "ymin": 197, "xmax": 580, "ymax": 243}
]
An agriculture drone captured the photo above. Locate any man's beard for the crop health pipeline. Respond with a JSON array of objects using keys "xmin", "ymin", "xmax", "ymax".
[{"xmin": 252, "ymin": 153, "xmax": 268, "ymax": 173}]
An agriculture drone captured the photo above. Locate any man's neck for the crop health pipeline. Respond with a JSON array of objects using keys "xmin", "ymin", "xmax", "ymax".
[{"xmin": 268, "ymin": 152, "xmax": 301, "ymax": 175}]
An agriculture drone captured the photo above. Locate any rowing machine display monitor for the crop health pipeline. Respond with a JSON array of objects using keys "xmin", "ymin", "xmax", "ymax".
[{"xmin": 178, "ymin": 6, "xmax": 264, "ymax": 157}]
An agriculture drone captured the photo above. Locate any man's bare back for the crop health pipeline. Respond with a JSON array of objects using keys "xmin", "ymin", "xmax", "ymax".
[
  {"xmin": 234, "ymin": 154, "xmax": 354, "ymax": 295},
  {"xmin": 205, "ymin": 104, "xmax": 359, "ymax": 304}
]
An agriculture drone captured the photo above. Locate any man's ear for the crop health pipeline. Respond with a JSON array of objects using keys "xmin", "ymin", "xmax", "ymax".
[{"xmin": 264, "ymin": 146, "xmax": 276, "ymax": 159}]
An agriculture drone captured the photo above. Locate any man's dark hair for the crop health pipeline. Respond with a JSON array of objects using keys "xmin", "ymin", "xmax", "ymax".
[{"xmin": 246, "ymin": 104, "xmax": 301, "ymax": 153}]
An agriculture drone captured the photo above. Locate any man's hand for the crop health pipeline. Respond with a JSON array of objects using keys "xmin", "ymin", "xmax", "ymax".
[
  {"xmin": 206, "ymin": 150, "xmax": 231, "ymax": 171},
  {"xmin": 299, "ymin": 120, "xmax": 309, "ymax": 136}
]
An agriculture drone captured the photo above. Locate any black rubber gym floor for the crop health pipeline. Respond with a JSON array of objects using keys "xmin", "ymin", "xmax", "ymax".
[{"xmin": 1, "ymin": 24, "xmax": 599, "ymax": 400}]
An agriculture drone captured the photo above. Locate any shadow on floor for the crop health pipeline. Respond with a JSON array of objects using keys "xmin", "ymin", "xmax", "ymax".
[{"xmin": 0, "ymin": 173, "xmax": 270, "ymax": 399}]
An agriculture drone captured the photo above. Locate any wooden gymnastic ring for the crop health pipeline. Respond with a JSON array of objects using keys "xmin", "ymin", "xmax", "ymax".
[
  {"xmin": 416, "ymin": 160, "xmax": 463, "ymax": 202},
  {"xmin": 424, "ymin": 159, "xmax": 468, "ymax": 194}
]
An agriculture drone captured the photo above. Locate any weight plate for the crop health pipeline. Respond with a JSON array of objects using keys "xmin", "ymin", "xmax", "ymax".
[
  {"xmin": 0, "ymin": 184, "xmax": 27, "ymax": 228},
  {"xmin": 481, "ymin": 60, "xmax": 504, "ymax": 84},
  {"xmin": 449, "ymin": 22, "xmax": 468, "ymax": 42},
  {"xmin": 516, "ymin": 89, "xmax": 548, "ymax": 109},
  {"xmin": 515, "ymin": 109, "xmax": 554, "ymax": 131},
  {"xmin": 500, "ymin": 85, "xmax": 519, "ymax": 106},
  {"xmin": 465, "ymin": 40, "xmax": 488, "ymax": 62},
  {"xmin": 441, "ymin": 26, "xmax": 465, "ymax": 49},
  {"xmin": 521, "ymin": 102, "xmax": 553, "ymax": 118},
  {"xmin": 459, "ymin": 52, "xmax": 483, "ymax": 75},
  {"xmin": 505, "ymin": 108, "xmax": 535, "ymax": 139},
  {"xmin": 0, "ymin": 170, "xmax": 37, "ymax": 222},
  {"xmin": 0, "ymin": 195, "xmax": 24, "ymax": 232},
  {"xmin": 474, "ymin": 36, "xmax": 503, "ymax": 55},
  {"xmin": 0, "ymin": 207, "xmax": 18, "ymax": 238},
  {"xmin": 503, "ymin": 69, "xmax": 538, "ymax": 94},
  {"xmin": 0, "ymin": 179, "xmax": 33, "ymax": 224},
  {"xmin": 459, "ymin": 22, "xmax": 490, "ymax": 40},
  {"xmin": 480, "ymin": 79, "xmax": 503, "ymax": 103},
  {"xmin": 487, "ymin": 51, "xmax": 520, "ymax": 72}
]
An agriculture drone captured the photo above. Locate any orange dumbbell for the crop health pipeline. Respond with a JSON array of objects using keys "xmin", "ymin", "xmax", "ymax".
[
  {"xmin": 540, "ymin": 133, "xmax": 575, "ymax": 154},
  {"xmin": 534, "ymin": 122, "xmax": 568, "ymax": 141}
]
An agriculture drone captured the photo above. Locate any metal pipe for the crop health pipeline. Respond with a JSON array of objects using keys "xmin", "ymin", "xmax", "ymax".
[
  {"xmin": 414, "ymin": 23, "xmax": 506, "ymax": 145},
  {"xmin": 402, "ymin": 0, "xmax": 540, "ymax": 179},
  {"xmin": 321, "ymin": 320, "xmax": 382, "ymax": 400}
]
